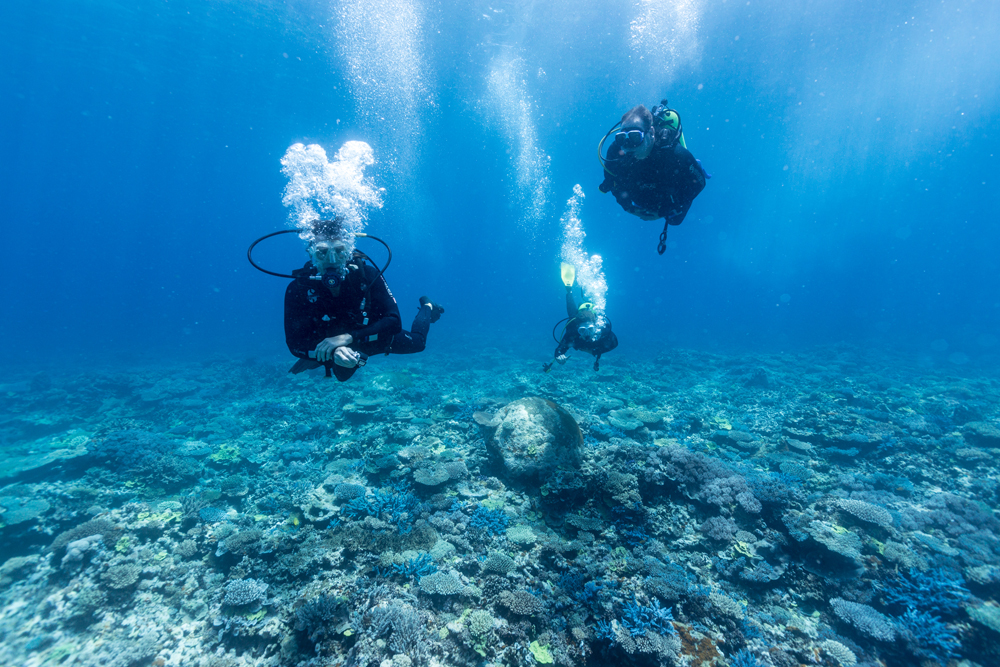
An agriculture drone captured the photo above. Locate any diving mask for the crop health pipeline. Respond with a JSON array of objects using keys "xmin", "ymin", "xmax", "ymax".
[
  {"xmin": 577, "ymin": 323, "xmax": 600, "ymax": 341},
  {"xmin": 615, "ymin": 128, "xmax": 645, "ymax": 151},
  {"xmin": 310, "ymin": 240, "xmax": 350, "ymax": 266}
]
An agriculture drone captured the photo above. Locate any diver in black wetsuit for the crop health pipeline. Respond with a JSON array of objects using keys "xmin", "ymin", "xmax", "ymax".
[
  {"xmin": 552, "ymin": 265, "xmax": 618, "ymax": 372},
  {"xmin": 283, "ymin": 219, "xmax": 444, "ymax": 382},
  {"xmin": 599, "ymin": 100, "xmax": 709, "ymax": 254}
]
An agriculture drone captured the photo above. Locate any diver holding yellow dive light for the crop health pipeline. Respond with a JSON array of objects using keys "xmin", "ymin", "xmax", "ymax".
[{"xmin": 545, "ymin": 263, "xmax": 618, "ymax": 372}]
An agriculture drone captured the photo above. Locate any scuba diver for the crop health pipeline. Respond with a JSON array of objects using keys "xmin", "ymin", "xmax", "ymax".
[
  {"xmin": 248, "ymin": 217, "xmax": 444, "ymax": 382},
  {"xmin": 547, "ymin": 263, "xmax": 618, "ymax": 372},
  {"xmin": 598, "ymin": 99, "xmax": 709, "ymax": 255}
]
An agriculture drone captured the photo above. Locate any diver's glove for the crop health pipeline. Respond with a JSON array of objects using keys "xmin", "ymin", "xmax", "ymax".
[{"xmin": 333, "ymin": 347, "xmax": 366, "ymax": 368}]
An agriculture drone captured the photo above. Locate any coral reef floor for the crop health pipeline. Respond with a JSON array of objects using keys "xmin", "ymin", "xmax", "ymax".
[{"xmin": 1, "ymin": 345, "xmax": 999, "ymax": 667}]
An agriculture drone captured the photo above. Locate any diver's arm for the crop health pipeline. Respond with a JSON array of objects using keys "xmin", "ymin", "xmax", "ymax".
[
  {"xmin": 313, "ymin": 333, "xmax": 353, "ymax": 362},
  {"xmin": 614, "ymin": 189, "xmax": 638, "ymax": 215},
  {"xmin": 599, "ymin": 165, "xmax": 617, "ymax": 194},
  {"xmin": 602, "ymin": 154, "xmax": 638, "ymax": 213},
  {"xmin": 348, "ymin": 266, "xmax": 403, "ymax": 344},
  {"xmin": 284, "ymin": 283, "xmax": 317, "ymax": 359},
  {"xmin": 555, "ymin": 334, "xmax": 572, "ymax": 358}
]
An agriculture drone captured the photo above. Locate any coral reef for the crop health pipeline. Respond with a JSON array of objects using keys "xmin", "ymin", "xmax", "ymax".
[{"xmin": 0, "ymin": 346, "xmax": 998, "ymax": 666}]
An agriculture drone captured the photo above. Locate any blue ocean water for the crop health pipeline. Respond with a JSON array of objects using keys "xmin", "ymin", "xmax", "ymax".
[
  {"xmin": 3, "ymin": 3, "xmax": 1000, "ymax": 667},
  {"xmin": 2, "ymin": 0, "xmax": 997, "ymax": 365}
]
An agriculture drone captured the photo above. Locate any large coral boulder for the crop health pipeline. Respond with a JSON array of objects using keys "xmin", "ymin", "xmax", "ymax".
[
  {"xmin": 475, "ymin": 397, "xmax": 583, "ymax": 483},
  {"xmin": 963, "ymin": 421, "xmax": 1000, "ymax": 448}
]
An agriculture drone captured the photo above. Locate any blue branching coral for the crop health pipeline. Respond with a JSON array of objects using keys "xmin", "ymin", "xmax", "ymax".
[
  {"xmin": 899, "ymin": 608, "xmax": 962, "ymax": 664},
  {"xmin": 729, "ymin": 648, "xmax": 765, "ymax": 667},
  {"xmin": 881, "ymin": 568, "xmax": 970, "ymax": 617},
  {"xmin": 594, "ymin": 619, "xmax": 614, "ymax": 641},
  {"xmin": 342, "ymin": 488, "xmax": 421, "ymax": 533},
  {"xmin": 468, "ymin": 506, "xmax": 509, "ymax": 536},
  {"xmin": 569, "ymin": 577, "xmax": 617, "ymax": 611},
  {"xmin": 620, "ymin": 597, "xmax": 676, "ymax": 637},
  {"xmin": 393, "ymin": 553, "xmax": 437, "ymax": 580}
]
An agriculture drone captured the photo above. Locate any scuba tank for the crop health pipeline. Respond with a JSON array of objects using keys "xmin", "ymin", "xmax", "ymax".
[{"xmin": 651, "ymin": 99, "xmax": 685, "ymax": 149}]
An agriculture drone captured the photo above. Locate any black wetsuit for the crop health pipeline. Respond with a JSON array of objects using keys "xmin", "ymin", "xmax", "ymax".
[
  {"xmin": 284, "ymin": 257, "xmax": 432, "ymax": 381},
  {"xmin": 599, "ymin": 136, "xmax": 707, "ymax": 225},
  {"xmin": 555, "ymin": 292, "xmax": 618, "ymax": 371}
]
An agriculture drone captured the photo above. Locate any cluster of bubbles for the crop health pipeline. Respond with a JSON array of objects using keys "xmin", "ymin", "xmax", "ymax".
[
  {"xmin": 628, "ymin": 0, "xmax": 703, "ymax": 91},
  {"xmin": 482, "ymin": 55, "xmax": 552, "ymax": 229},
  {"xmin": 336, "ymin": 0, "xmax": 430, "ymax": 176},
  {"xmin": 280, "ymin": 141, "xmax": 384, "ymax": 252},
  {"xmin": 560, "ymin": 184, "xmax": 608, "ymax": 324}
]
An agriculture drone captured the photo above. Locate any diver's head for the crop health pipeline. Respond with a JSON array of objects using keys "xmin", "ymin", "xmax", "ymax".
[
  {"xmin": 574, "ymin": 306, "xmax": 603, "ymax": 342},
  {"xmin": 617, "ymin": 105, "xmax": 655, "ymax": 159},
  {"xmin": 307, "ymin": 218, "xmax": 352, "ymax": 274}
]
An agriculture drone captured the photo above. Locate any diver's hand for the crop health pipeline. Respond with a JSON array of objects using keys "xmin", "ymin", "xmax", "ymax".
[
  {"xmin": 314, "ymin": 334, "xmax": 354, "ymax": 362},
  {"xmin": 635, "ymin": 210, "xmax": 660, "ymax": 221},
  {"xmin": 556, "ymin": 354, "xmax": 568, "ymax": 365},
  {"xmin": 333, "ymin": 347, "xmax": 361, "ymax": 368}
]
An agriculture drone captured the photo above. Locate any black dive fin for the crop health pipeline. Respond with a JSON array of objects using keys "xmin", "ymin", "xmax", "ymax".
[{"xmin": 289, "ymin": 358, "xmax": 323, "ymax": 374}]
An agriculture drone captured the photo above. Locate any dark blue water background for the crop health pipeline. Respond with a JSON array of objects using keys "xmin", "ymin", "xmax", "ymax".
[{"xmin": 2, "ymin": 0, "xmax": 998, "ymax": 370}]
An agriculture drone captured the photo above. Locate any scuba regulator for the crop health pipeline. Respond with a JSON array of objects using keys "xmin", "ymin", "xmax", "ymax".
[{"xmin": 318, "ymin": 266, "xmax": 344, "ymax": 290}]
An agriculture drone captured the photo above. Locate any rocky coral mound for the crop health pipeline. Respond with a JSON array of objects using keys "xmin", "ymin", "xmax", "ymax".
[{"xmin": 476, "ymin": 396, "xmax": 583, "ymax": 483}]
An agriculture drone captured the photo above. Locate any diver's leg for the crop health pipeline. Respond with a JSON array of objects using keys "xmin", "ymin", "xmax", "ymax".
[
  {"xmin": 666, "ymin": 199, "xmax": 694, "ymax": 226},
  {"xmin": 387, "ymin": 304, "xmax": 432, "ymax": 355},
  {"xmin": 566, "ymin": 290, "xmax": 577, "ymax": 318}
]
